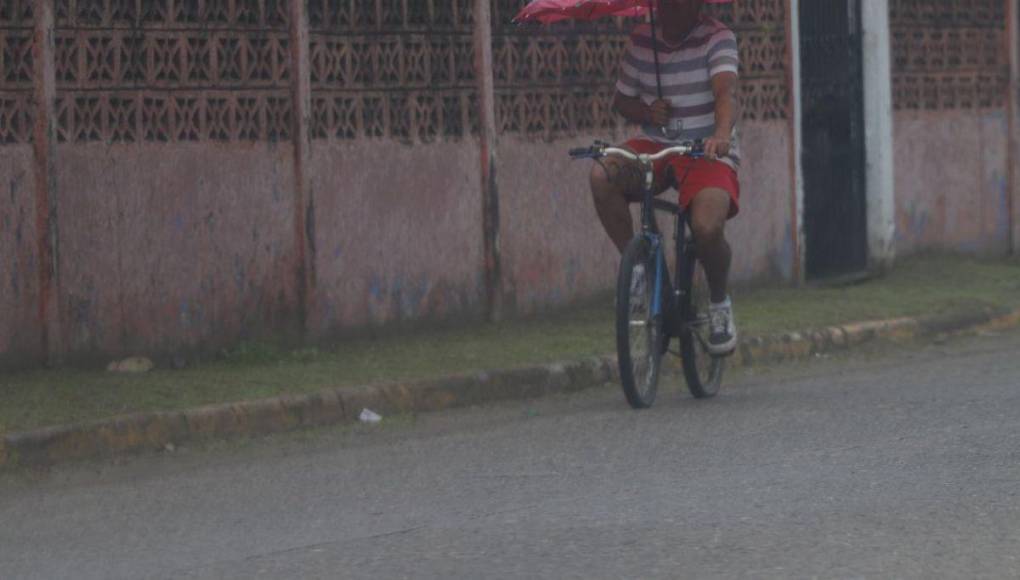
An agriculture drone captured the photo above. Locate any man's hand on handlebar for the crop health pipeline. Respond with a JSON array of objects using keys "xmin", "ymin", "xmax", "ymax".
[{"xmin": 703, "ymin": 133, "xmax": 731, "ymax": 160}]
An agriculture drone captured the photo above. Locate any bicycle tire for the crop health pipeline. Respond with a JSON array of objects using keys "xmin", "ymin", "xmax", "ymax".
[
  {"xmin": 680, "ymin": 257, "xmax": 724, "ymax": 398},
  {"xmin": 616, "ymin": 236, "xmax": 664, "ymax": 409}
]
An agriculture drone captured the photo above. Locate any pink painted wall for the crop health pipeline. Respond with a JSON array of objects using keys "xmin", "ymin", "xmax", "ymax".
[
  {"xmin": 53, "ymin": 143, "xmax": 300, "ymax": 359},
  {"xmin": 308, "ymin": 140, "xmax": 485, "ymax": 336},
  {"xmin": 726, "ymin": 122, "xmax": 796, "ymax": 282},
  {"xmin": 0, "ymin": 146, "xmax": 42, "ymax": 367},
  {"xmin": 496, "ymin": 136, "xmax": 618, "ymax": 313},
  {"xmin": 496, "ymin": 120, "xmax": 796, "ymax": 314},
  {"xmin": 893, "ymin": 110, "xmax": 1011, "ymax": 256},
  {"xmin": 6, "ymin": 111, "xmax": 1015, "ymax": 365},
  {"xmin": 0, "ymin": 120, "xmax": 800, "ymax": 363}
]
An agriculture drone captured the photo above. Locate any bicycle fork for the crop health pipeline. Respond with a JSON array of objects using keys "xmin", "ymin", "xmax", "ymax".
[{"xmin": 646, "ymin": 234, "xmax": 668, "ymax": 320}]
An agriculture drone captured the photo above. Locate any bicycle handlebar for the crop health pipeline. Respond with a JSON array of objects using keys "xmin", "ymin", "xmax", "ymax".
[{"xmin": 568, "ymin": 140, "xmax": 704, "ymax": 163}]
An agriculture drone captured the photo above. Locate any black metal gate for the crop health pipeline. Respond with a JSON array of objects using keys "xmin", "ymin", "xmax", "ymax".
[{"xmin": 799, "ymin": 0, "xmax": 868, "ymax": 279}]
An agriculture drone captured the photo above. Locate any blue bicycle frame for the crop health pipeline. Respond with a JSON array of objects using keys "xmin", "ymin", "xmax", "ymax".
[
  {"xmin": 567, "ymin": 140, "xmax": 705, "ymax": 338},
  {"xmin": 639, "ymin": 157, "xmax": 701, "ymax": 339}
]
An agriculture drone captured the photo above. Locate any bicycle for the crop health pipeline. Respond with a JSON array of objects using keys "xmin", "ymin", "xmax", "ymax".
[{"xmin": 570, "ymin": 140, "xmax": 724, "ymax": 408}]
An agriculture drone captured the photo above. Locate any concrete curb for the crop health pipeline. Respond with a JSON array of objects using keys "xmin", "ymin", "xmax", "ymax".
[{"xmin": 3, "ymin": 306, "xmax": 1018, "ymax": 469}]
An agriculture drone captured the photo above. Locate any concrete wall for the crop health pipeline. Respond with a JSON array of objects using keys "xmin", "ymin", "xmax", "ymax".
[
  {"xmin": 0, "ymin": 146, "xmax": 42, "ymax": 367},
  {"xmin": 308, "ymin": 140, "xmax": 485, "ymax": 335},
  {"xmin": 893, "ymin": 110, "xmax": 1011, "ymax": 256},
  {"xmin": 728, "ymin": 122, "xmax": 797, "ymax": 282},
  {"xmin": 0, "ymin": 0, "xmax": 806, "ymax": 365},
  {"xmin": 52, "ymin": 143, "xmax": 300, "ymax": 360},
  {"xmin": 9, "ymin": 104, "xmax": 1007, "ymax": 364},
  {"xmin": 0, "ymin": 121, "xmax": 797, "ymax": 365},
  {"xmin": 496, "ymin": 136, "xmax": 618, "ymax": 314},
  {"xmin": 9, "ymin": 109, "xmax": 1013, "ymax": 364}
]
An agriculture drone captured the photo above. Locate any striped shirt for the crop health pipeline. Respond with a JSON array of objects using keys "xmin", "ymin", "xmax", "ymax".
[{"xmin": 616, "ymin": 16, "xmax": 741, "ymax": 170}]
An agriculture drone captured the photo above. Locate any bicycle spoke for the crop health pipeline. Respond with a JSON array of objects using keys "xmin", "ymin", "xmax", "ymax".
[
  {"xmin": 616, "ymin": 237, "xmax": 665, "ymax": 408},
  {"xmin": 679, "ymin": 255, "xmax": 724, "ymax": 398},
  {"xmin": 629, "ymin": 272, "xmax": 656, "ymax": 398},
  {"xmin": 691, "ymin": 327, "xmax": 711, "ymax": 350}
]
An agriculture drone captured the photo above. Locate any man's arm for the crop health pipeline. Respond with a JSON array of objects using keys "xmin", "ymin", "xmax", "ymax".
[
  {"xmin": 613, "ymin": 91, "xmax": 671, "ymax": 127},
  {"xmin": 704, "ymin": 71, "xmax": 738, "ymax": 160}
]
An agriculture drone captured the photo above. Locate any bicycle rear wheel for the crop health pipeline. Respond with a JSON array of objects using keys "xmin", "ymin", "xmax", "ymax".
[
  {"xmin": 616, "ymin": 236, "xmax": 664, "ymax": 409},
  {"xmin": 680, "ymin": 257, "xmax": 724, "ymax": 398}
]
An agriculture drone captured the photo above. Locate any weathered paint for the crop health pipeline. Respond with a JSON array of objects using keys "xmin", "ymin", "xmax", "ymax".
[
  {"xmin": 893, "ymin": 110, "xmax": 1011, "ymax": 255},
  {"xmin": 2, "ymin": 109, "xmax": 1010, "ymax": 362},
  {"xmin": 496, "ymin": 121, "xmax": 795, "ymax": 316},
  {"xmin": 475, "ymin": 0, "xmax": 502, "ymax": 323},
  {"xmin": 31, "ymin": 0, "xmax": 58, "ymax": 362},
  {"xmin": 0, "ymin": 146, "xmax": 43, "ymax": 368},
  {"xmin": 728, "ymin": 122, "xmax": 797, "ymax": 282},
  {"xmin": 307, "ymin": 140, "xmax": 486, "ymax": 336},
  {"xmin": 1008, "ymin": 0, "xmax": 1020, "ymax": 254},
  {"xmin": 495, "ymin": 135, "xmax": 618, "ymax": 314},
  {"xmin": 53, "ymin": 143, "xmax": 300, "ymax": 359},
  {"xmin": 288, "ymin": 0, "xmax": 315, "ymax": 336}
]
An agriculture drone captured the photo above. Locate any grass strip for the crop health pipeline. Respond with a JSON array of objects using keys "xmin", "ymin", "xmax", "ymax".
[{"xmin": 1, "ymin": 254, "xmax": 1017, "ymax": 433}]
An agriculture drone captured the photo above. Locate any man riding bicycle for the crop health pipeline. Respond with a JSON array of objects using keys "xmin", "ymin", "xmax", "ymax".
[{"xmin": 590, "ymin": 0, "xmax": 740, "ymax": 356}]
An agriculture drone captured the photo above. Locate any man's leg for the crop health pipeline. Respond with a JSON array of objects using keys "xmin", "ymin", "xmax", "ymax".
[
  {"xmin": 689, "ymin": 187, "xmax": 732, "ymax": 302},
  {"xmin": 690, "ymin": 187, "xmax": 737, "ymax": 353},
  {"xmin": 590, "ymin": 157, "xmax": 644, "ymax": 253}
]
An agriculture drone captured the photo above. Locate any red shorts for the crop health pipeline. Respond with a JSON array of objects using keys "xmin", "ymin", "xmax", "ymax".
[{"xmin": 624, "ymin": 138, "xmax": 741, "ymax": 219}]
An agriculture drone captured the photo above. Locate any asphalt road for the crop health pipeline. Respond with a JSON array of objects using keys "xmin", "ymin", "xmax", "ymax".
[{"xmin": 3, "ymin": 330, "xmax": 1020, "ymax": 579}]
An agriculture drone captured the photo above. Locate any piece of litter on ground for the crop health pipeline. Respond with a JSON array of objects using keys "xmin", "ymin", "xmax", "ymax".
[
  {"xmin": 359, "ymin": 408, "xmax": 383, "ymax": 424},
  {"xmin": 106, "ymin": 356, "xmax": 155, "ymax": 373}
]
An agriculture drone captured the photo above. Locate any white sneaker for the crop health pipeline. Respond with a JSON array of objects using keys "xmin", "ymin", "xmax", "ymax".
[{"xmin": 708, "ymin": 297, "xmax": 738, "ymax": 355}]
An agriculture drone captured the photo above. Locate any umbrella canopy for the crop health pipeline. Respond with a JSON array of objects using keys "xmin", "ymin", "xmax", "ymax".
[
  {"xmin": 513, "ymin": 0, "xmax": 732, "ymax": 26},
  {"xmin": 513, "ymin": 0, "xmax": 647, "ymax": 24},
  {"xmin": 513, "ymin": 0, "xmax": 734, "ymax": 103}
]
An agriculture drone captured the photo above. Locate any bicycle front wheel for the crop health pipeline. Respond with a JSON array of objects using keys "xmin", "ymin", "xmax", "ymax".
[
  {"xmin": 680, "ymin": 257, "xmax": 724, "ymax": 398},
  {"xmin": 616, "ymin": 236, "xmax": 664, "ymax": 409}
]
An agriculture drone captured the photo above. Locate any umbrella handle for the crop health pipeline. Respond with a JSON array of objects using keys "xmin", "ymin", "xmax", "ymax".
[
  {"xmin": 647, "ymin": 0, "xmax": 663, "ymax": 100},
  {"xmin": 648, "ymin": 0, "xmax": 672, "ymax": 139}
]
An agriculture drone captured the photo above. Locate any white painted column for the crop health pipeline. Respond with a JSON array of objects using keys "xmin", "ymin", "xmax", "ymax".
[{"xmin": 860, "ymin": 0, "xmax": 897, "ymax": 271}]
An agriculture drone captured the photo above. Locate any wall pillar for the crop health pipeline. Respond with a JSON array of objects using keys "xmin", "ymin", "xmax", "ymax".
[
  {"xmin": 860, "ymin": 0, "xmax": 896, "ymax": 271},
  {"xmin": 475, "ymin": 0, "xmax": 503, "ymax": 322},
  {"xmin": 289, "ymin": 0, "xmax": 316, "ymax": 338},
  {"xmin": 1008, "ymin": 0, "xmax": 1019, "ymax": 254},
  {"xmin": 785, "ymin": 0, "xmax": 804, "ymax": 284},
  {"xmin": 31, "ymin": 0, "xmax": 60, "ymax": 363}
]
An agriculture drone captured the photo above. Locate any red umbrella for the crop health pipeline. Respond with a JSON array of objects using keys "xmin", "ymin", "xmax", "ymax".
[
  {"xmin": 513, "ymin": 0, "xmax": 732, "ymax": 25},
  {"xmin": 512, "ymin": 0, "xmax": 650, "ymax": 24},
  {"xmin": 513, "ymin": 0, "xmax": 733, "ymax": 98}
]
